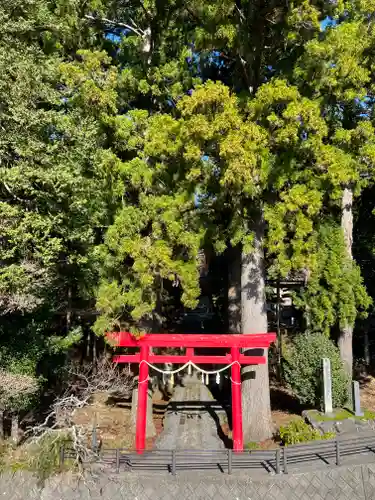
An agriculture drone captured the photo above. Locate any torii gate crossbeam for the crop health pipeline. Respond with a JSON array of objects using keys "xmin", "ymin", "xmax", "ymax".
[{"xmin": 108, "ymin": 332, "xmax": 276, "ymax": 453}]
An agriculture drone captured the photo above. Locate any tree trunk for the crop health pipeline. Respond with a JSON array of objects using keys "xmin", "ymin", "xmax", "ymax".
[
  {"xmin": 241, "ymin": 217, "xmax": 273, "ymax": 442},
  {"xmin": 0, "ymin": 410, "xmax": 4, "ymax": 440},
  {"xmin": 11, "ymin": 414, "xmax": 19, "ymax": 445},
  {"xmin": 93, "ymin": 335, "xmax": 97, "ymax": 359},
  {"xmin": 339, "ymin": 187, "xmax": 354, "ymax": 394},
  {"xmin": 86, "ymin": 330, "xmax": 91, "ymax": 359},
  {"xmin": 364, "ymin": 329, "xmax": 370, "ymax": 371},
  {"xmin": 228, "ymin": 246, "xmax": 241, "ymax": 334},
  {"xmin": 66, "ymin": 286, "xmax": 72, "ymax": 332}
]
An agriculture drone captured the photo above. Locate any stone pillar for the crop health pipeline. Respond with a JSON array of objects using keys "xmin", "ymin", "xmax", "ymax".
[
  {"xmin": 352, "ymin": 381, "xmax": 364, "ymax": 417},
  {"xmin": 131, "ymin": 386, "xmax": 156, "ymax": 441},
  {"xmin": 322, "ymin": 358, "xmax": 333, "ymax": 414}
]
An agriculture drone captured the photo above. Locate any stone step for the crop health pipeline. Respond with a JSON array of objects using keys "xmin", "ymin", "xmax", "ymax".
[{"xmin": 155, "ymin": 378, "xmax": 226, "ymax": 450}]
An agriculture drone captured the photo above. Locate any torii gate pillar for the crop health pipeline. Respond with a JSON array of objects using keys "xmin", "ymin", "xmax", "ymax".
[
  {"xmin": 231, "ymin": 346, "xmax": 243, "ymax": 451},
  {"xmin": 136, "ymin": 345, "xmax": 149, "ymax": 452}
]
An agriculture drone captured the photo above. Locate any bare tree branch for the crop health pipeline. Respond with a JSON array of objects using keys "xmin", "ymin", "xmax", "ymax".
[
  {"xmin": 25, "ymin": 356, "xmax": 133, "ymax": 466},
  {"xmin": 84, "ymin": 14, "xmax": 144, "ymax": 37},
  {"xmin": 2, "ymin": 181, "xmax": 28, "ymax": 203}
]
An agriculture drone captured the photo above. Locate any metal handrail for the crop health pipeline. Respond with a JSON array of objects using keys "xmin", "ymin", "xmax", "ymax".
[{"xmin": 60, "ymin": 432, "xmax": 375, "ymax": 475}]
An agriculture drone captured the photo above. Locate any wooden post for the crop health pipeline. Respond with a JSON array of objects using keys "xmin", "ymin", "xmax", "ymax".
[
  {"xmin": 136, "ymin": 345, "xmax": 149, "ymax": 453},
  {"xmin": 228, "ymin": 449, "xmax": 232, "ymax": 475},
  {"xmin": 283, "ymin": 447, "xmax": 288, "ymax": 474},
  {"xmin": 336, "ymin": 439, "xmax": 341, "ymax": 466},
  {"xmin": 59, "ymin": 446, "xmax": 65, "ymax": 470},
  {"xmin": 172, "ymin": 450, "xmax": 176, "ymax": 475},
  {"xmin": 276, "ymin": 448, "xmax": 281, "ymax": 474},
  {"xmin": 231, "ymin": 346, "xmax": 243, "ymax": 452}
]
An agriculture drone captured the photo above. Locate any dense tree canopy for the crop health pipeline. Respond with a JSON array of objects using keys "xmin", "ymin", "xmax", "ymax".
[{"xmin": 2, "ymin": 0, "xmax": 375, "ymax": 440}]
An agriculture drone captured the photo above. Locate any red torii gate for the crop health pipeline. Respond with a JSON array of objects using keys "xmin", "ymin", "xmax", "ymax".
[{"xmin": 108, "ymin": 332, "xmax": 276, "ymax": 453}]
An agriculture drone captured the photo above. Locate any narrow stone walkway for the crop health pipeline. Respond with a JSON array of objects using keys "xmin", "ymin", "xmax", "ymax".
[
  {"xmin": 155, "ymin": 375, "xmax": 226, "ymax": 450},
  {"xmin": 303, "ymin": 409, "xmax": 375, "ymax": 435}
]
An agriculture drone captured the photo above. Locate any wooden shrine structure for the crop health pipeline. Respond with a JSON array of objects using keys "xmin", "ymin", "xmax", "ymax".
[{"xmin": 108, "ymin": 332, "xmax": 276, "ymax": 453}]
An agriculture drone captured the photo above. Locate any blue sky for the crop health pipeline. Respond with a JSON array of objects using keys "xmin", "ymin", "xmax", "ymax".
[{"xmin": 321, "ymin": 16, "xmax": 337, "ymax": 31}]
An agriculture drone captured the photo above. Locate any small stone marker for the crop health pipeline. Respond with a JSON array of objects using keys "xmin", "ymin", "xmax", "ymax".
[
  {"xmin": 322, "ymin": 358, "xmax": 333, "ymax": 414},
  {"xmin": 352, "ymin": 380, "xmax": 364, "ymax": 417}
]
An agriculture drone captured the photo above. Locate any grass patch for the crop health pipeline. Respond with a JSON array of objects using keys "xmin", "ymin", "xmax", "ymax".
[
  {"xmin": 245, "ymin": 441, "xmax": 261, "ymax": 450},
  {"xmin": 279, "ymin": 418, "xmax": 335, "ymax": 445},
  {"xmin": 0, "ymin": 433, "xmax": 79, "ymax": 481},
  {"xmin": 309, "ymin": 408, "xmax": 375, "ymax": 422}
]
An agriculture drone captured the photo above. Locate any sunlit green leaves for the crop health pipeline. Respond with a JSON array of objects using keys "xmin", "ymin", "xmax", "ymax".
[{"xmin": 294, "ymin": 224, "xmax": 371, "ymax": 333}]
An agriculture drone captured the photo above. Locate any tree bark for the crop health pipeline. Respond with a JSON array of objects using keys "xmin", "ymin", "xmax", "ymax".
[
  {"xmin": 339, "ymin": 187, "xmax": 354, "ymax": 388},
  {"xmin": 228, "ymin": 246, "xmax": 241, "ymax": 334},
  {"xmin": 241, "ymin": 217, "xmax": 273, "ymax": 442}
]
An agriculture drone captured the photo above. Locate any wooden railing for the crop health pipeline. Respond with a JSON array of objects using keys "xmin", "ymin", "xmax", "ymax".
[{"xmin": 60, "ymin": 432, "xmax": 375, "ymax": 475}]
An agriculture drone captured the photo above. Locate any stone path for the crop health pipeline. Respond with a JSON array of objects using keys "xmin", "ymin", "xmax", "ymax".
[
  {"xmin": 155, "ymin": 375, "xmax": 226, "ymax": 450},
  {"xmin": 304, "ymin": 409, "xmax": 375, "ymax": 435}
]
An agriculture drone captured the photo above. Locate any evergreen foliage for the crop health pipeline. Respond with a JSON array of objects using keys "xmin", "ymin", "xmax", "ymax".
[
  {"xmin": 294, "ymin": 224, "xmax": 371, "ymax": 334},
  {"xmin": 284, "ymin": 332, "xmax": 348, "ymax": 408},
  {"xmin": 1, "ymin": 0, "xmax": 375, "ymax": 440}
]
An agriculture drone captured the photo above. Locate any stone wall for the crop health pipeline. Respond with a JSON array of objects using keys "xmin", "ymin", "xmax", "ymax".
[{"xmin": 4, "ymin": 462, "xmax": 375, "ymax": 500}]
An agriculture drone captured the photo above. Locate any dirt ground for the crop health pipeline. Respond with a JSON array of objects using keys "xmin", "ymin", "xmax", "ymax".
[
  {"xmin": 359, "ymin": 375, "xmax": 375, "ymax": 412},
  {"xmin": 73, "ymin": 391, "xmax": 168, "ymax": 451},
  {"xmin": 270, "ymin": 379, "xmax": 304, "ymax": 427},
  {"xmin": 74, "ymin": 376, "xmax": 375, "ymax": 452},
  {"xmin": 72, "ymin": 384, "xmax": 302, "ymax": 451}
]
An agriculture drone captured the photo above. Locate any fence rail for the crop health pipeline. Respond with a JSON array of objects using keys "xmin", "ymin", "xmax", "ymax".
[{"xmin": 61, "ymin": 432, "xmax": 375, "ymax": 475}]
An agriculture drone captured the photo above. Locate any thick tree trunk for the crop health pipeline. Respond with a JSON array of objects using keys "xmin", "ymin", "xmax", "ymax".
[
  {"xmin": 339, "ymin": 187, "xmax": 354, "ymax": 390},
  {"xmin": 241, "ymin": 218, "xmax": 273, "ymax": 442},
  {"xmin": 228, "ymin": 246, "xmax": 241, "ymax": 334},
  {"xmin": 226, "ymin": 247, "xmax": 242, "ymax": 394}
]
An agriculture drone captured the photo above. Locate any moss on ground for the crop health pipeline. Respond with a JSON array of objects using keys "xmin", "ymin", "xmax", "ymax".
[{"xmin": 308, "ymin": 408, "xmax": 375, "ymax": 422}]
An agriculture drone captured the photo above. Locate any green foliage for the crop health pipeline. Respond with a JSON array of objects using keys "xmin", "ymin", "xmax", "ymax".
[
  {"xmin": 1, "ymin": 0, "xmax": 375, "ymax": 432},
  {"xmin": 85, "ymin": 0, "xmax": 375, "ymax": 342},
  {"xmin": 47, "ymin": 327, "xmax": 83, "ymax": 355},
  {"xmin": 25, "ymin": 431, "xmax": 73, "ymax": 479},
  {"xmin": 284, "ymin": 332, "xmax": 348, "ymax": 408},
  {"xmin": 244, "ymin": 441, "xmax": 261, "ymax": 450},
  {"xmin": 279, "ymin": 418, "xmax": 335, "ymax": 446},
  {"xmin": 0, "ymin": 0, "xmax": 109, "ymax": 378},
  {"xmin": 294, "ymin": 224, "xmax": 371, "ymax": 333}
]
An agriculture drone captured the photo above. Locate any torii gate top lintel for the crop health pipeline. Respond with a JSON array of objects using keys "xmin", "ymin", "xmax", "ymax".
[
  {"xmin": 109, "ymin": 331, "xmax": 275, "ymax": 348},
  {"xmin": 108, "ymin": 331, "xmax": 276, "ymax": 453}
]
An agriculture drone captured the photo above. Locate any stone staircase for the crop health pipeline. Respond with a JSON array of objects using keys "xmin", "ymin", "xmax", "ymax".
[{"xmin": 155, "ymin": 375, "xmax": 226, "ymax": 450}]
